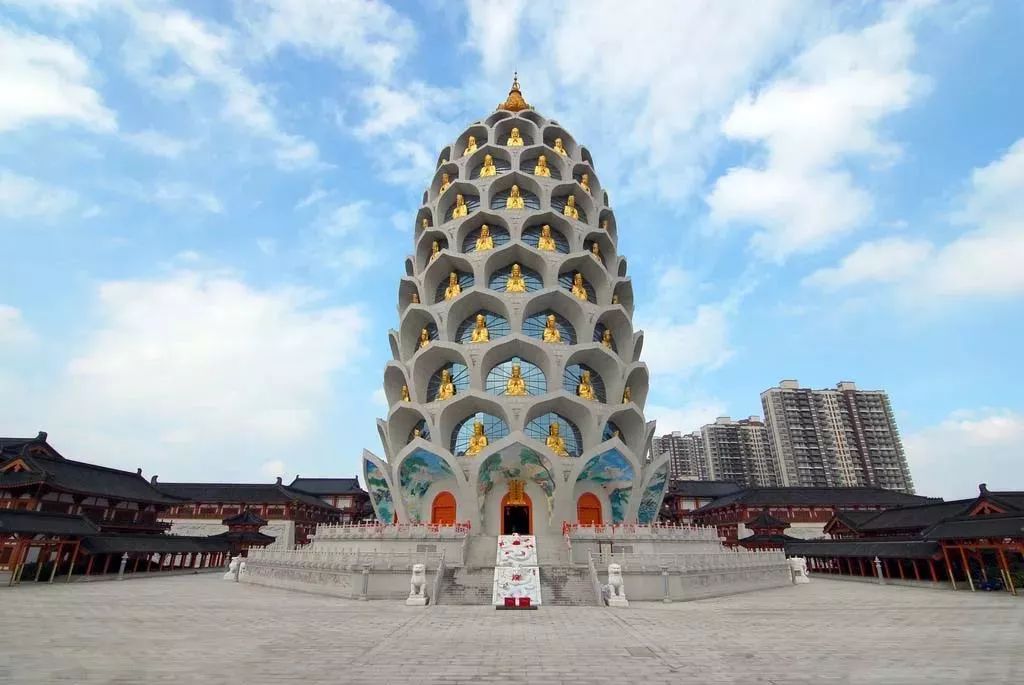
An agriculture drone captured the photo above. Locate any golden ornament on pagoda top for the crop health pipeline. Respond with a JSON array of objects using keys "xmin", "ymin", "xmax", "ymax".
[{"xmin": 497, "ymin": 73, "xmax": 531, "ymax": 112}]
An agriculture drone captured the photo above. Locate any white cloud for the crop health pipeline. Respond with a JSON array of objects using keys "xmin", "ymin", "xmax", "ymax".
[
  {"xmin": 54, "ymin": 270, "xmax": 368, "ymax": 478},
  {"xmin": 295, "ymin": 187, "xmax": 328, "ymax": 210},
  {"xmin": 0, "ymin": 305, "xmax": 35, "ymax": 346},
  {"xmin": 0, "ymin": 24, "xmax": 116, "ymax": 133},
  {"xmin": 640, "ymin": 304, "xmax": 734, "ymax": 378},
  {"xmin": 905, "ymin": 409, "xmax": 1024, "ymax": 499},
  {"xmin": 123, "ymin": 129, "xmax": 191, "ymax": 158},
  {"xmin": 0, "ymin": 170, "xmax": 78, "ymax": 219},
  {"xmin": 708, "ymin": 5, "xmax": 927, "ymax": 260},
  {"xmin": 152, "ymin": 183, "xmax": 224, "ymax": 214},
  {"xmin": 646, "ymin": 399, "xmax": 728, "ymax": 435},
  {"xmin": 240, "ymin": 0, "xmax": 417, "ymax": 80},
  {"xmin": 317, "ymin": 201, "xmax": 369, "ymax": 238},
  {"xmin": 805, "ymin": 137, "xmax": 1024, "ymax": 298},
  {"xmin": 260, "ymin": 459, "xmax": 286, "ymax": 479}
]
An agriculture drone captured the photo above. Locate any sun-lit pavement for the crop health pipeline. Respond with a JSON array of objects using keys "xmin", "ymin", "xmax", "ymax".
[{"xmin": 0, "ymin": 573, "xmax": 1020, "ymax": 684}]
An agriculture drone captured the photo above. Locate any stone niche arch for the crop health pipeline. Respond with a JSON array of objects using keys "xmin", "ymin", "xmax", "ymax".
[
  {"xmin": 597, "ymin": 208, "xmax": 618, "ymax": 243},
  {"xmin": 571, "ymin": 163, "xmax": 602, "ymax": 203},
  {"xmin": 604, "ymin": 405, "xmax": 646, "ymax": 458},
  {"xmin": 415, "ymin": 228, "xmax": 450, "ymax": 271},
  {"xmin": 425, "ymin": 359, "xmax": 471, "ymax": 403},
  {"xmin": 447, "ymin": 405, "xmax": 511, "ymax": 456},
  {"xmin": 429, "ymin": 162, "xmax": 460, "ymax": 201},
  {"xmin": 453, "ymin": 212, "xmax": 511, "ymax": 255},
  {"xmin": 399, "ymin": 308, "xmax": 440, "ymax": 359},
  {"xmin": 631, "ymin": 331, "xmax": 644, "ymax": 363},
  {"xmin": 487, "ymin": 172, "xmax": 543, "ymax": 212},
  {"xmin": 410, "ymin": 343, "xmax": 468, "ymax": 401},
  {"xmin": 622, "ymin": 363, "xmax": 650, "ymax": 410},
  {"xmin": 445, "ymin": 290, "xmax": 511, "ymax": 341},
  {"xmin": 436, "ymin": 146, "xmax": 452, "ymax": 169},
  {"xmin": 564, "ymin": 347, "xmax": 622, "ymax": 402},
  {"xmin": 485, "ymin": 356, "xmax": 546, "ymax": 397},
  {"xmin": 383, "ymin": 361, "xmax": 411, "ymax": 406},
  {"xmin": 558, "ymin": 256, "xmax": 608, "ymax": 304},
  {"xmin": 404, "ymin": 256, "xmax": 414, "ymax": 278},
  {"xmin": 524, "ymin": 395, "xmax": 600, "ymax": 449},
  {"xmin": 485, "ymin": 110, "xmax": 513, "ymax": 127},
  {"xmin": 557, "ymin": 265, "xmax": 600, "ymax": 305},
  {"xmin": 521, "ymin": 289, "xmax": 587, "ymax": 344},
  {"xmin": 484, "ymin": 242, "xmax": 549, "ymax": 291},
  {"xmin": 422, "ymin": 252, "xmax": 475, "ymax": 303},
  {"xmin": 551, "ymin": 182, "xmax": 596, "ymax": 226},
  {"xmin": 563, "ymin": 361, "xmax": 607, "ymax": 404},
  {"xmin": 440, "ymin": 183, "xmax": 481, "ymax": 223},
  {"xmin": 493, "ymin": 117, "xmax": 539, "ymax": 148},
  {"xmin": 521, "ymin": 212, "xmax": 575, "ymax": 253},
  {"xmin": 611, "ymin": 278, "xmax": 634, "ymax": 315},
  {"xmin": 386, "ymin": 406, "xmax": 433, "ymax": 457},
  {"xmin": 465, "ymin": 144, "xmax": 512, "ymax": 181},
  {"xmin": 518, "ymin": 145, "xmax": 566, "ymax": 181},
  {"xmin": 518, "ymin": 110, "xmax": 545, "ymax": 127},
  {"xmin": 579, "ymin": 145, "xmax": 595, "ymax": 169},
  {"xmin": 414, "ymin": 206, "xmax": 435, "ymax": 238},
  {"xmin": 594, "ymin": 308, "xmax": 633, "ymax": 359},
  {"xmin": 524, "ymin": 411, "xmax": 583, "ymax": 457},
  {"xmin": 475, "ymin": 445, "xmax": 557, "ymax": 536},
  {"xmin": 616, "ymin": 256, "xmax": 628, "ymax": 278},
  {"xmin": 541, "ymin": 124, "xmax": 579, "ymax": 160},
  {"xmin": 582, "ymin": 228, "xmax": 617, "ymax": 268},
  {"xmin": 462, "ymin": 222, "xmax": 512, "ymax": 255},
  {"xmin": 479, "ymin": 336, "xmax": 555, "ymax": 393},
  {"xmin": 398, "ymin": 277, "xmax": 421, "ymax": 312},
  {"xmin": 454, "ymin": 124, "xmax": 490, "ymax": 158},
  {"xmin": 454, "ymin": 309, "xmax": 511, "ymax": 345}
]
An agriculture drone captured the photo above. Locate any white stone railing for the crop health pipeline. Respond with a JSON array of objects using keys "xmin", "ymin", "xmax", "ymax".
[
  {"xmin": 311, "ymin": 521, "xmax": 471, "ymax": 541},
  {"xmin": 563, "ymin": 521, "xmax": 721, "ymax": 542},
  {"xmin": 588, "ymin": 549, "xmax": 787, "ymax": 573},
  {"xmin": 246, "ymin": 547, "xmax": 443, "ymax": 570}
]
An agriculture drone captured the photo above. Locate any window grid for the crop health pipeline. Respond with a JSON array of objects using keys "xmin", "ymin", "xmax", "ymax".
[
  {"xmin": 451, "ymin": 413, "xmax": 510, "ymax": 456},
  {"xmin": 525, "ymin": 412, "xmax": 582, "ymax": 457},
  {"xmin": 522, "ymin": 310, "xmax": 577, "ymax": 344},
  {"xmin": 563, "ymin": 363, "xmax": 606, "ymax": 403},
  {"xmin": 455, "ymin": 311, "xmax": 511, "ymax": 343},
  {"xmin": 485, "ymin": 357, "xmax": 546, "ymax": 396},
  {"xmin": 489, "ymin": 264, "xmax": 543, "ymax": 292}
]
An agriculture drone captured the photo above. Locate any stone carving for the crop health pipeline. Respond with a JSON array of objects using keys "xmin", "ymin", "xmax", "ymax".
[
  {"xmin": 492, "ymin": 563, "xmax": 541, "ymax": 605},
  {"xmin": 606, "ymin": 563, "xmax": 628, "ymax": 607},
  {"xmin": 223, "ymin": 555, "xmax": 241, "ymax": 581},
  {"xmin": 788, "ymin": 556, "xmax": 810, "ymax": 584},
  {"xmin": 407, "ymin": 562, "xmax": 428, "ymax": 605}
]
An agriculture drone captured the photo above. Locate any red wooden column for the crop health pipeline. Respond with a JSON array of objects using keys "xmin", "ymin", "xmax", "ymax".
[
  {"xmin": 941, "ymin": 546, "xmax": 957, "ymax": 590},
  {"xmin": 102, "ymin": 553, "xmax": 112, "ymax": 574},
  {"xmin": 85, "ymin": 554, "xmax": 95, "ymax": 577},
  {"xmin": 132, "ymin": 556, "xmax": 141, "ymax": 573},
  {"xmin": 897, "ymin": 559, "xmax": 905, "ymax": 580},
  {"xmin": 911, "ymin": 559, "xmax": 920, "ymax": 581},
  {"xmin": 997, "ymin": 547, "xmax": 1016, "ymax": 596},
  {"xmin": 928, "ymin": 558, "xmax": 938, "ymax": 582},
  {"xmin": 66, "ymin": 541, "xmax": 81, "ymax": 582},
  {"xmin": 959, "ymin": 546, "xmax": 975, "ymax": 591},
  {"xmin": 858, "ymin": 558, "xmax": 866, "ymax": 576}
]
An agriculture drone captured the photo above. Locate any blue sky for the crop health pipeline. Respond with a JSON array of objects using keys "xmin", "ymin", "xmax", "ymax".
[{"xmin": 1, "ymin": 0, "xmax": 1021, "ymax": 499}]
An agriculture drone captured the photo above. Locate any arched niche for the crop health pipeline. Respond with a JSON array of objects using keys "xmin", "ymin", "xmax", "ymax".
[
  {"xmin": 436, "ymin": 146, "xmax": 452, "ymax": 168},
  {"xmin": 565, "ymin": 347, "xmax": 621, "ymax": 402},
  {"xmin": 611, "ymin": 278, "xmax": 634, "ymax": 315},
  {"xmin": 522, "ymin": 309, "xmax": 577, "ymax": 346},
  {"xmin": 489, "ymin": 262, "xmax": 543, "ymax": 294},
  {"xmin": 408, "ymin": 418, "xmax": 431, "ymax": 443},
  {"xmin": 426, "ymin": 360, "xmax": 471, "ymax": 403},
  {"xmin": 551, "ymin": 182, "xmax": 595, "ymax": 226},
  {"xmin": 414, "ymin": 206, "xmax": 435, "ymax": 238},
  {"xmin": 632, "ymin": 331, "xmax": 644, "ymax": 363},
  {"xmin": 466, "ymin": 144, "xmax": 512, "ymax": 181},
  {"xmin": 573, "ymin": 449, "xmax": 635, "ymax": 523},
  {"xmin": 494, "ymin": 118, "xmax": 539, "ymax": 148},
  {"xmin": 450, "ymin": 409, "xmax": 510, "ymax": 456},
  {"xmin": 598, "ymin": 209, "xmax": 618, "ymax": 243},
  {"xmin": 444, "ymin": 290, "xmax": 511, "ymax": 341},
  {"xmin": 583, "ymin": 229, "xmax": 616, "ymax": 267},
  {"xmin": 542, "ymin": 125, "xmax": 579, "ymax": 160},
  {"xmin": 524, "ymin": 411, "xmax": 582, "ymax": 457},
  {"xmin": 521, "ymin": 290, "xmax": 586, "ymax": 344},
  {"xmin": 398, "ymin": 278, "xmax": 422, "ymax": 312},
  {"xmin": 429, "ymin": 162, "xmax": 460, "ymax": 201},
  {"xmin": 579, "ymin": 146, "xmax": 595, "ymax": 169},
  {"xmin": 622, "ymin": 363, "xmax": 650, "ymax": 409},
  {"xmin": 557, "ymin": 269, "xmax": 596, "ymax": 304},
  {"xmin": 462, "ymin": 222, "xmax": 511, "ymax": 254},
  {"xmin": 452, "ymin": 212, "xmax": 510, "ymax": 254},
  {"xmin": 488, "ymin": 173, "xmax": 543, "ymax": 212},
  {"xmin": 616, "ymin": 256, "xmax": 627, "ymax": 278},
  {"xmin": 563, "ymin": 362, "xmax": 607, "ymax": 403},
  {"xmin": 483, "ymin": 241, "xmax": 550, "ymax": 287},
  {"xmin": 404, "ymin": 256, "xmax": 414, "ymax": 277},
  {"xmin": 524, "ymin": 395, "xmax": 599, "ymax": 448},
  {"xmin": 454, "ymin": 124, "xmax": 490, "ymax": 159},
  {"xmin": 386, "ymin": 406, "xmax": 432, "ymax": 458},
  {"xmin": 388, "ymin": 331, "xmax": 400, "ymax": 362},
  {"xmin": 571, "ymin": 163, "xmax": 601, "ymax": 201},
  {"xmin": 440, "ymin": 184, "xmax": 481, "ymax": 223},
  {"xmin": 485, "ymin": 110, "xmax": 513, "ymax": 126},
  {"xmin": 455, "ymin": 310, "xmax": 511, "ymax": 345},
  {"xmin": 518, "ymin": 110, "xmax": 545, "ymax": 127},
  {"xmin": 602, "ymin": 190, "xmax": 609, "ymax": 208},
  {"xmin": 604, "ymin": 406, "xmax": 646, "ymax": 457},
  {"xmin": 560, "ymin": 254, "xmax": 609, "ymax": 304},
  {"xmin": 594, "ymin": 308, "xmax": 633, "ymax": 358},
  {"xmin": 479, "ymin": 337, "xmax": 555, "ymax": 392},
  {"xmin": 518, "ymin": 145, "xmax": 566, "ymax": 181},
  {"xmin": 522, "ymin": 213, "xmax": 574, "ymax": 253},
  {"xmin": 422, "ymin": 251, "xmax": 474, "ymax": 301},
  {"xmin": 415, "ymin": 229, "xmax": 450, "ymax": 271},
  {"xmin": 383, "ymin": 362, "xmax": 411, "ymax": 406},
  {"xmin": 399, "ymin": 309, "xmax": 440, "ymax": 359},
  {"xmin": 485, "ymin": 356, "xmax": 546, "ymax": 397},
  {"xmin": 411, "ymin": 343, "xmax": 467, "ymax": 401},
  {"xmin": 601, "ymin": 419, "xmax": 622, "ymax": 442},
  {"xmin": 433, "ymin": 270, "xmax": 474, "ymax": 304}
]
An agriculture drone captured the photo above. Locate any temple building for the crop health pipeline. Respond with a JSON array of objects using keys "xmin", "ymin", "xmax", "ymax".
[
  {"xmin": 361, "ymin": 75, "xmax": 669, "ymax": 536},
  {"xmin": 288, "ymin": 476, "xmax": 370, "ymax": 523}
]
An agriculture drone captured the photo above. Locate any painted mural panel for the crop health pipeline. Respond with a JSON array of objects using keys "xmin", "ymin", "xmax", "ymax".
[
  {"xmin": 364, "ymin": 459, "xmax": 394, "ymax": 524},
  {"xmin": 399, "ymin": 449, "xmax": 456, "ymax": 522},
  {"xmin": 477, "ymin": 446, "xmax": 556, "ymax": 514},
  {"xmin": 576, "ymin": 449, "xmax": 634, "ymax": 523},
  {"xmin": 637, "ymin": 462, "xmax": 669, "ymax": 524}
]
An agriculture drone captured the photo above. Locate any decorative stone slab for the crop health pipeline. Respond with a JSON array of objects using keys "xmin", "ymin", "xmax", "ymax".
[
  {"xmin": 491, "ymin": 565, "xmax": 542, "ymax": 606},
  {"xmin": 496, "ymin": 534, "xmax": 538, "ymax": 567}
]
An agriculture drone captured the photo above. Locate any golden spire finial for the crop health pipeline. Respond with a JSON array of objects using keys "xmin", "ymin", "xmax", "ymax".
[{"xmin": 498, "ymin": 71, "xmax": 530, "ymax": 112}]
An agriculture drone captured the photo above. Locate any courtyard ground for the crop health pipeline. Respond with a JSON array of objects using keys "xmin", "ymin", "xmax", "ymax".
[{"xmin": 0, "ymin": 574, "xmax": 1020, "ymax": 684}]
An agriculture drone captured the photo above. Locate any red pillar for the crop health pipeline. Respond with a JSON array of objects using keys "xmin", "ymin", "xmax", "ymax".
[
  {"xmin": 928, "ymin": 558, "xmax": 938, "ymax": 582},
  {"xmin": 912, "ymin": 559, "xmax": 920, "ymax": 581},
  {"xmin": 102, "ymin": 554, "xmax": 111, "ymax": 574},
  {"xmin": 897, "ymin": 559, "xmax": 905, "ymax": 580},
  {"xmin": 85, "ymin": 554, "xmax": 95, "ymax": 576}
]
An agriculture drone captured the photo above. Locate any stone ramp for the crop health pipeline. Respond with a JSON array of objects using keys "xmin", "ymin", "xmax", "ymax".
[{"xmin": 540, "ymin": 566, "xmax": 600, "ymax": 606}]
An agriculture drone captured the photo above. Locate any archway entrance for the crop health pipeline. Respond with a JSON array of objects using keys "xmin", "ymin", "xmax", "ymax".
[
  {"xmin": 430, "ymin": 491, "xmax": 456, "ymax": 525},
  {"xmin": 577, "ymin": 492, "xmax": 602, "ymax": 525},
  {"xmin": 500, "ymin": 487, "xmax": 532, "ymax": 535}
]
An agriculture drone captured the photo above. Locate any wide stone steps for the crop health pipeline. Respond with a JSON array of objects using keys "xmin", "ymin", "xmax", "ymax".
[
  {"xmin": 539, "ymin": 566, "xmax": 599, "ymax": 606},
  {"xmin": 436, "ymin": 566, "xmax": 494, "ymax": 605}
]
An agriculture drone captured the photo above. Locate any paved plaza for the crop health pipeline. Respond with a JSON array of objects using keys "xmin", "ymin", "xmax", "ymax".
[{"xmin": 0, "ymin": 574, "xmax": 1020, "ymax": 684}]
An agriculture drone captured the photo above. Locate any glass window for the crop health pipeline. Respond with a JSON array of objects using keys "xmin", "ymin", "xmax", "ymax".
[
  {"xmin": 564, "ymin": 363, "xmax": 606, "ymax": 402},
  {"xmin": 426, "ymin": 363, "xmax": 470, "ymax": 402},
  {"xmin": 523, "ymin": 310, "xmax": 576, "ymax": 344},
  {"xmin": 462, "ymin": 224, "xmax": 510, "ymax": 252},
  {"xmin": 485, "ymin": 357, "xmax": 546, "ymax": 396},
  {"xmin": 434, "ymin": 272, "xmax": 475, "ymax": 303},
  {"xmin": 559, "ymin": 271, "xmax": 595, "ymax": 303},
  {"xmin": 455, "ymin": 311, "xmax": 511, "ymax": 343},
  {"xmin": 451, "ymin": 412, "xmax": 509, "ymax": 456},
  {"xmin": 522, "ymin": 224, "xmax": 570, "ymax": 253},
  {"xmin": 489, "ymin": 263, "xmax": 543, "ymax": 292},
  {"xmin": 490, "ymin": 186, "xmax": 541, "ymax": 210},
  {"xmin": 525, "ymin": 412, "xmax": 582, "ymax": 457}
]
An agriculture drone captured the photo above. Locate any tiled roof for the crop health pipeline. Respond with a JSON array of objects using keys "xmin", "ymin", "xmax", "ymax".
[
  {"xmin": 0, "ymin": 452, "xmax": 182, "ymax": 505},
  {"xmin": 831, "ymin": 510, "xmax": 880, "ymax": 530},
  {"xmin": 693, "ymin": 487, "xmax": 936, "ymax": 514},
  {"xmin": 289, "ymin": 477, "xmax": 364, "ymax": 495},
  {"xmin": 666, "ymin": 480, "xmax": 743, "ymax": 498},
  {"xmin": 156, "ymin": 482, "xmax": 340, "ymax": 511},
  {"xmin": 785, "ymin": 538, "xmax": 941, "ymax": 560},
  {"xmin": 738, "ymin": 533, "xmax": 801, "ymax": 546},
  {"xmin": 222, "ymin": 509, "xmax": 267, "ymax": 526},
  {"xmin": 923, "ymin": 514, "xmax": 1024, "ymax": 540},
  {"xmin": 857, "ymin": 500, "xmax": 973, "ymax": 532},
  {"xmin": 0, "ymin": 509, "xmax": 100, "ymax": 536},
  {"xmin": 82, "ymin": 534, "xmax": 230, "ymax": 554},
  {"xmin": 745, "ymin": 508, "xmax": 790, "ymax": 530},
  {"xmin": 209, "ymin": 530, "xmax": 276, "ymax": 545}
]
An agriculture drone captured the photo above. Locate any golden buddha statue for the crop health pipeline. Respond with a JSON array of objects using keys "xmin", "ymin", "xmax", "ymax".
[
  {"xmin": 601, "ymin": 329, "xmax": 613, "ymax": 349},
  {"xmin": 430, "ymin": 240, "xmax": 441, "ymax": 261},
  {"xmin": 439, "ymin": 172, "xmax": 451, "ymax": 194},
  {"xmin": 533, "ymin": 154, "xmax": 551, "ymax": 177},
  {"xmin": 463, "ymin": 135, "xmax": 477, "ymax": 157},
  {"xmin": 452, "ymin": 193, "xmax": 468, "ymax": 218},
  {"xmin": 553, "ymin": 137, "xmax": 567, "ymax": 156},
  {"xmin": 612, "ymin": 429, "xmax": 620, "ymax": 439},
  {"xmin": 475, "ymin": 224, "xmax": 494, "ymax": 251},
  {"xmin": 422, "ymin": 217, "xmax": 430, "ymax": 230},
  {"xmin": 590, "ymin": 242, "xmax": 601, "ymax": 260},
  {"xmin": 419, "ymin": 327, "xmax": 430, "ymax": 349},
  {"xmin": 537, "ymin": 224, "xmax": 556, "ymax": 251},
  {"xmin": 545, "ymin": 422, "xmax": 569, "ymax": 457},
  {"xmin": 505, "ymin": 363, "xmax": 527, "ymax": 396},
  {"xmin": 579, "ymin": 173, "xmax": 591, "ymax": 192},
  {"xmin": 411, "ymin": 293, "xmax": 420, "ymax": 304},
  {"xmin": 600, "ymin": 218, "xmax": 609, "ymax": 230},
  {"xmin": 444, "ymin": 272, "xmax": 462, "ymax": 300},
  {"xmin": 412, "ymin": 427, "xmax": 421, "ymax": 439},
  {"xmin": 563, "ymin": 195, "xmax": 579, "ymax": 219},
  {"xmin": 506, "ymin": 184, "xmax": 525, "ymax": 210},
  {"xmin": 401, "ymin": 385, "xmax": 410, "ymax": 402},
  {"xmin": 577, "ymin": 370, "xmax": 596, "ymax": 400},
  {"xmin": 611, "ymin": 293, "xmax": 620, "ymax": 305},
  {"xmin": 436, "ymin": 369, "xmax": 456, "ymax": 401},
  {"xmin": 571, "ymin": 272, "xmax": 588, "ymax": 301},
  {"xmin": 480, "ymin": 154, "xmax": 497, "ymax": 177},
  {"xmin": 542, "ymin": 314, "xmax": 561, "ymax": 343},
  {"xmin": 622, "ymin": 386, "xmax": 632, "ymax": 404},
  {"xmin": 470, "ymin": 313, "xmax": 489, "ymax": 343},
  {"xmin": 506, "ymin": 127, "xmax": 524, "ymax": 146},
  {"xmin": 506, "ymin": 263, "xmax": 527, "ymax": 293},
  {"xmin": 466, "ymin": 421, "xmax": 488, "ymax": 456}
]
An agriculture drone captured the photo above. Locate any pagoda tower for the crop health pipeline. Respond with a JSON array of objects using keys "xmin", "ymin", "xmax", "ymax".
[{"xmin": 362, "ymin": 77, "xmax": 670, "ymax": 537}]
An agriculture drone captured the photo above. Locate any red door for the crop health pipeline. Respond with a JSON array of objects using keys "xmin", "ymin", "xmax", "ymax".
[
  {"xmin": 431, "ymin": 491, "xmax": 456, "ymax": 525},
  {"xmin": 577, "ymin": 493, "xmax": 602, "ymax": 525}
]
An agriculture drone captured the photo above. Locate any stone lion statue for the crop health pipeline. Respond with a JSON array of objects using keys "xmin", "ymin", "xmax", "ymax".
[
  {"xmin": 409, "ymin": 563, "xmax": 427, "ymax": 598},
  {"xmin": 607, "ymin": 563, "xmax": 626, "ymax": 598},
  {"xmin": 223, "ymin": 555, "xmax": 240, "ymax": 581}
]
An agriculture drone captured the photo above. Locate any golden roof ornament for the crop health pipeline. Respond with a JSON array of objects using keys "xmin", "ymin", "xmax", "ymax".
[{"xmin": 497, "ymin": 72, "xmax": 531, "ymax": 112}]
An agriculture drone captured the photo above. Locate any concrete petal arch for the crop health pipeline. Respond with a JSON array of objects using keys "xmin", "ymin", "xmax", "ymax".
[
  {"xmin": 582, "ymin": 228, "xmax": 617, "ymax": 266},
  {"xmin": 437, "ymin": 392, "xmax": 511, "ymax": 453},
  {"xmin": 485, "ymin": 110, "xmax": 512, "ymax": 126},
  {"xmin": 623, "ymin": 362, "xmax": 650, "ymax": 410},
  {"xmin": 438, "ymin": 181, "xmax": 481, "ymax": 224},
  {"xmin": 483, "ymin": 241, "xmax": 552, "ymax": 290},
  {"xmin": 595, "ymin": 308, "xmax": 634, "ymax": 359},
  {"xmin": 604, "ymin": 405, "xmax": 647, "ymax": 457},
  {"xmin": 363, "ymin": 449, "xmax": 401, "ymax": 523},
  {"xmin": 597, "ymin": 208, "xmax": 618, "ymax": 243},
  {"xmin": 398, "ymin": 308, "xmax": 441, "ymax": 359},
  {"xmin": 375, "ymin": 418, "xmax": 393, "ymax": 463},
  {"xmin": 523, "ymin": 393, "xmax": 600, "ymax": 448},
  {"xmin": 404, "ymin": 256, "xmax": 414, "ymax": 277},
  {"xmin": 415, "ymin": 228, "xmax": 451, "ymax": 270},
  {"xmin": 518, "ymin": 110, "xmax": 545, "ymax": 127},
  {"xmin": 464, "ymin": 144, "xmax": 512, "ymax": 181},
  {"xmin": 411, "ymin": 343, "xmax": 470, "ymax": 399},
  {"xmin": 387, "ymin": 404, "xmax": 434, "ymax": 454},
  {"xmin": 394, "ymin": 446, "xmax": 468, "ymax": 524},
  {"xmin": 520, "ymin": 289, "xmax": 587, "ymax": 342},
  {"xmin": 429, "ymin": 161, "xmax": 460, "ymax": 201},
  {"xmin": 387, "ymin": 330, "xmax": 400, "ymax": 362},
  {"xmin": 579, "ymin": 145, "xmax": 595, "ymax": 169},
  {"xmin": 564, "ymin": 345, "xmax": 623, "ymax": 402},
  {"xmin": 479, "ymin": 336, "xmax": 554, "ymax": 396},
  {"xmin": 632, "ymin": 331, "xmax": 644, "ymax": 363},
  {"xmin": 559, "ymin": 253, "xmax": 610, "ymax": 305},
  {"xmin": 422, "ymin": 252, "xmax": 475, "ymax": 305},
  {"xmin": 485, "ymin": 172, "xmax": 545, "ymax": 213},
  {"xmin": 615, "ymin": 256, "xmax": 628, "ymax": 278},
  {"xmin": 414, "ymin": 206, "xmax": 435, "ymax": 239},
  {"xmin": 453, "ymin": 211, "xmax": 512, "ymax": 254},
  {"xmin": 568, "ymin": 446, "xmax": 638, "ymax": 524},
  {"xmin": 633, "ymin": 451, "xmax": 671, "ymax": 524},
  {"xmin": 518, "ymin": 144, "xmax": 569, "ymax": 180},
  {"xmin": 494, "ymin": 117, "xmax": 540, "ymax": 148},
  {"xmin": 541, "ymin": 124, "xmax": 579, "ymax": 160},
  {"xmin": 383, "ymin": 361, "xmax": 411, "ymax": 406},
  {"xmin": 550, "ymin": 181, "xmax": 596, "ymax": 227},
  {"xmin": 571, "ymin": 162, "xmax": 602, "ymax": 201},
  {"xmin": 471, "ymin": 440, "xmax": 559, "ymax": 533},
  {"xmin": 443, "ymin": 290, "xmax": 512, "ymax": 342},
  {"xmin": 611, "ymin": 277, "xmax": 634, "ymax": 315},
  {"xmin": 454, "ymin": 124, "xmax": 490, "ymax": 156},
  {"xmin": 398, "ymin": 277, "xmax": 421, "ymax": 312}
]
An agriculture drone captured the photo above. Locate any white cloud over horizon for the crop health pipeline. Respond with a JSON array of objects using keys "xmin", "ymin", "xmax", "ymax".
[{"xmin": 0, "ymin": 170, "xmax": 79, "ymax": 219}]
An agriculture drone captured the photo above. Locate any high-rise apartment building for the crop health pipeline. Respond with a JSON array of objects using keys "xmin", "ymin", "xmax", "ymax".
[
  {"xmin": 701, "ymin": 416, "xmax": 779, "ymax": 487},
  {"xmin": 653, "ymin": 431, "xmax": 707, "ymax": 481},
  {"xmin": 760, "ymin": 380, "xmax": 914, "ymax": 493}
]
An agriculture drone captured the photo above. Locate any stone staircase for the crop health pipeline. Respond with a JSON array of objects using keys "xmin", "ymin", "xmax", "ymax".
[
  {"xmin": 540, "ymin": 566, "xmax": 600, "ymax": 606},
  {"xmin": 435, "ymin": 566, "xmax": 495, "ymax": 605}
]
